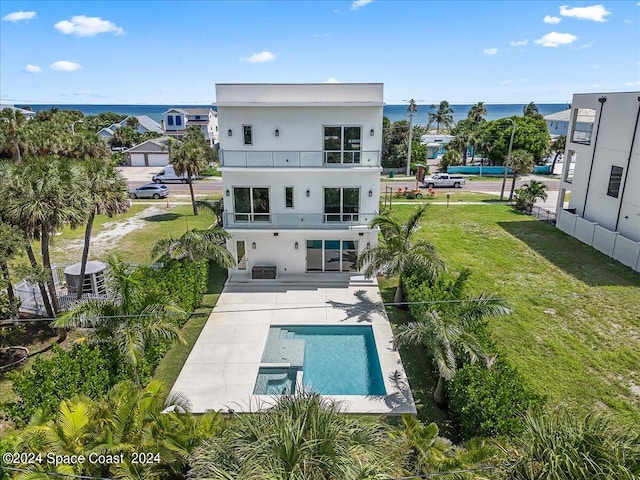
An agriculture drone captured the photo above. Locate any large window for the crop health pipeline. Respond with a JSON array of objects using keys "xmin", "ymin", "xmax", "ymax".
[
  {"xmin": 285, "ymin": 186, "xmax": 294, "ymax": 208},
  {"xmin": 175, "ymin": 115, "xmax": 182, "ymax": 126},
  {"xmin": 607, "ymin": 166, "xmax": 623, "ymax": 198},
  {"xmin": 323, "ymin": 126, "xmax": 361, "ymax": 164},
  {"xmin": 243, "ymin": 125, "xmax": 253, "ymax": 145},
  {"xmin": 167, "ymin": 115, "xmax": 174, "ymax": 126},
  {"xmin": 306, "ymin": 240, "xmax": 358, "ymax": 272},
  {"xmin": 233, "ymin": 187, "xmax": 270, "ymax": 222},
  {"xmin": 570, "ymin": 108, "xmax": 595, "ymax": 144},
  {"xmin": 324, "ymin": 187, "xmax": 359, "ymax": 222}
]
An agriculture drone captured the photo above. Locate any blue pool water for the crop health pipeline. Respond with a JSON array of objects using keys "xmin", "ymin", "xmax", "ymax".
[{"xmin": 255, "ymin": 325, "xmax": 386, "ymax": 396}]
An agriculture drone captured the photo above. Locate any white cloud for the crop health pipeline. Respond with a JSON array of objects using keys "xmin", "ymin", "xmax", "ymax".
[
  {"xmin": 24, "ymin": 64, "xmax": 41, "ymax": 73},
  {"xmin": 625, "ymin": 81, "xmax": 640, "ymax": 86},
  {"xmin": 483, "ymin": 48, "xmax": 498, "ymax": 56},
  {"xmin": 500, "ymin": 80, "xmax": 512, "ymax": 85},
  {"xmin": 324, "ymin": 77, "xmax": 340, "ymax": 83},
  {"xmin": 2, "ymin": 11, "xmax": 36, "ymax": 22},
  {"xmin": 351, "ymin": 0, "xmax": 373, "ymax": 10},
  {"xmin": 544, "ymin": 15, "xmax": 561, "ymax": 24},
  {"xmin": 49, "ymin": 61, "xmax": 81, "ymax": 71},
  {"xmin": 510, "ymin": 39, "xmax": 528, "ymax": 46},
  {"xmin": 54, "ymin": 15, "xmax": 125, "ymax": 36},
  {"xmin": 240, "ymin": 51, "xmax": 275, "ymax": 63},
  {"xmin": 624, "ymin": 19, "xmax": 633, "ymax": 24},
  {"xmin": 534, "ymin": 32, "xmax": 578, "ymax": 47},
  {"xmin": 559, "ymin": 4, "xmax": 611, "ymax": 22}
]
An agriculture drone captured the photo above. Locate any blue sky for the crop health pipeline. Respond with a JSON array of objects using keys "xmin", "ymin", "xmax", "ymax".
[{"xmin": 1, "ymin": 1, "xmax": 638, "ymax": 105}]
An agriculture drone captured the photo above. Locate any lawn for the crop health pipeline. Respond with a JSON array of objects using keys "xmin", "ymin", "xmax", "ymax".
[
  {"xmin": 386, "ymin": 203, "xmax": 640, "ymax": 425},
  {"xmin": 380, "ymin": 192, "xmax": 506, "ymax": 205}
]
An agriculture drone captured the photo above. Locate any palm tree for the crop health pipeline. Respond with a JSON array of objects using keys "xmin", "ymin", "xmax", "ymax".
[
  {"xmin": 0, "ymin": 222, "xmax": 24, "ymax": 318},
  {"xmin": 523, "ymin": 101, "xmax": 540, "ymax": 118},
  {"xmin": 188, "ymin": 392, "xmax": 396, "ymax": 479},
  {"xmin": 395, "ymin": 268, "xmax": 510, "ymax": 405},
  {"xmin": 0, "ymin": 108, "xmax": 27, "ymax": 161},
  {"xmin": 76, "ymin": 159, "xmax": 130, "ymax": 300},
  {"xmin": 151, "ymin": 228, "xmax": 233, "ymax": 267},
  {"xmin": 550, "ymin": 134, "xmax": 566, "ymax": 174},
  {"xmin": 54, "ymin": 255, "xmax": 186, "ymax": 383},
  {"xmin": 514, "ymin": 180, "xmax": 548, "ymax": 213},
  {"xmin": 195, "ymin": 199, "xmax": 224, "ymax": 226},
  {"xmin": 467, "ymin": 102, "xmax": 487, "ymax": 124},
  {"xmin": 170, "ymin": 127, "xmax": 210, "ymax": 216},
  {"xmin": 508, "ymin": 149, "xmax": 535, "ymax": 201},
  {"xmin": 428, "ymin": 101, "xmax": 455, "ymax": 134},
  {"xmin": 357, "ymin": 205, "xmax": 444, "ymax": 304}
]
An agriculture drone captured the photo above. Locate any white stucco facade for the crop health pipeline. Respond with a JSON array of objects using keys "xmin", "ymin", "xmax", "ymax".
[
  {"xmin": 556, "ymin": 91, "xmax": 640, "ymax": 272},
  {"xmin": 216, "ymin": 83, "xmax": 383, "ymax": 279}
]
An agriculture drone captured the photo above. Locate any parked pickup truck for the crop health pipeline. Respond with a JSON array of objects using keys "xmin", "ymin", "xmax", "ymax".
[{"xmin": 422, "ymin": 174, "xmax": 466, "ymax": 188}]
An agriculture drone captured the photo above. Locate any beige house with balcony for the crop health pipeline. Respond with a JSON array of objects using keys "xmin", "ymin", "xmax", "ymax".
[{"xmin": 216, "ymin": 83, "xmax": 383, "ymax": 279}]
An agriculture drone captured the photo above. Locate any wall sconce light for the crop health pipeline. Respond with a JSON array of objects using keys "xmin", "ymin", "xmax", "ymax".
[
  {"xmin": 273, "ymin": 232, "xmax": 279, "ymax": 237},
  {"xmin": 275, "ymin": 129, "xmax": 279, "ymax": 137},
  {"xmin": 358, "ymin": 232, "xmax": 364, "ymax": 236},
  {"xmin": 366, "ymin": 242, "xmax": 370, "ymax": 248},
  {"xmin": 368, "ymin": 189, "xmax": 373, "ymax": 197},
  {"xmin": 294, "ymin": 241, "xmax": 299, "ymax": 249},
  {"xmin": 225, "ymin": 189, "xmax": 230, "ymax": 197},
  {"xmin": 370, "ymin": 129, "xmax": 375, "ymax": 136},
  {"xmin": 306, "ymin": 189, "xmax": 310, "ymax": 197},
  {"xmin": 252, "ymin": 242, "xmax": 256, "ymax": 249},
  {"xmin": 228, "ymin": 129, "xmax": 233, "ymax": 136}
]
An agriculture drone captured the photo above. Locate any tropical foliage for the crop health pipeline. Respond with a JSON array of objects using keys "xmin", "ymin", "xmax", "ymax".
[
  {"xmin": 507, "ymin": 148, "xmax": 535, "ymax": 200},
  {"xmin": 513, "ymin": 180, "xmax": 548, "ymax": 214},
  {"xmin": 428, "ymin": 101, "xmax": 455, "ymax": 134},
  {"xmin": 475, "ymin": 116, "xmax": 550, "ymax": 165},
  {"xmin": 382, "ymin": 117, "xmax": 428, "ymax": 170}
]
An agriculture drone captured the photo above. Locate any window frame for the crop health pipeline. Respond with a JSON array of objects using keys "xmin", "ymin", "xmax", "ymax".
[
  {"xmin": 243, "ymin": 125, "xmax": 253, "ymax": 145},
  {"xmin": 175, "ymin": 115, "xmax": 182, "ymax": 126},
  {"xmin": 323, "ymin": 187, "xmax": 360, "ymax": 222},
  {"xmin": 323, "ymin": 125, "xmax": 362, "ymax": 164},
  {"xmin": 167, "ymin": 115, "xmax": 174, "ymax": 126},
  {"xmin": 285, "ymin": 186, "xmax": 294, "ymax": 208},
  {"xmin": 606, "ymin": 166, "xmax": 623, "ymax": 198},
  {"xmin": 232, "ymin": 186, "xmax": 270, "ymax": 222}
]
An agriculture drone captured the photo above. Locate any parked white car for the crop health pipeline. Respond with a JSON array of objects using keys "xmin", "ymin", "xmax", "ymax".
[{"xmin": 422, "ymin": 173, "xmax": 466, "ymax": 188}]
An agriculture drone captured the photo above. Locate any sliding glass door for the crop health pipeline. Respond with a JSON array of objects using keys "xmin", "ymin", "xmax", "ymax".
[{"xmin": 306, "ymin": 240, "xmax": 358, "ymax": 272}]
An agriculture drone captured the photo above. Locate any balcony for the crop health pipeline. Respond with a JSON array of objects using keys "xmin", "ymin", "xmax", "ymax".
[
  {"xmin": 219, "ymin": 150, "xmax": 381, "ymax": 168},
  {"xmin": 222, "ymin": 211, "xmax": 378, "ymax": 229}
]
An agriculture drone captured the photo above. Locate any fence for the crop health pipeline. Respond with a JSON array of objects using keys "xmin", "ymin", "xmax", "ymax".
[{"xmin": 530, "ymin": 205, "xmax": 557, "ymax": 224}]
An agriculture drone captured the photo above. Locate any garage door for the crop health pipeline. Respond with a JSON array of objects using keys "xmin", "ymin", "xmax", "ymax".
[
  {"xmin": 148, "ymin": 154, "xmax": 169, "ymax": 167},
  {"xmin": 130, "ymin": 154, "xmax": 146, "ymax": 167}
]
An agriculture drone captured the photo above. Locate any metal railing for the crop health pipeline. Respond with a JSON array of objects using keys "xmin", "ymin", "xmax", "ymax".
[
  {"xmin": 223, "ymin": 211, "xmax": 377, "ymax": 229},
  {"xmin": 531, "ymin": 205, "xmax": 557, "ymax": 224},
  {"xmin": 219, "ymin": 150, "xmax": 381, "ymax": 168}
]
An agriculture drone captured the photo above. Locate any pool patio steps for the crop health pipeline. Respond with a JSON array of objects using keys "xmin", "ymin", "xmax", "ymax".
[{"xmin": 226, "ymin": 272, "xmax": 377, "ymax": 291}]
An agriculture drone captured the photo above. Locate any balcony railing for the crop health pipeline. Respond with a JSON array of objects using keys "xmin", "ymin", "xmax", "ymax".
[
  {"xmin": 219, "ymin": 150, "xmax": 380, "ymax": 168},
  {"xmin": 223, "ymin": 211, "xmax": 378, "ymax": 229}
]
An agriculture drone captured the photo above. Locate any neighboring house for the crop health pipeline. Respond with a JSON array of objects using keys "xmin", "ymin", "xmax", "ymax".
[
  {"xmin": 97, "ymin": 115, "xmax": 163, "ymax": 142},
  {"xmin": 0, "ymin": 104, "xmax": 36, "ymax": 119},
  {"xmin": 555, "ymin": 91, "xmax": 640, "ymax": 272},
  {"xmin": 420, "ymin": 134, "xmax": 454, "ymax": 159},
  {"xmin": 216, "ymin": 83, "xmax": 383, "ymax": 279},
  {"xmin": 124, "ymin": 136, "xmax": 176, "ymax": 166},
  {"xmin": 544, "ymin": 108, "xmax": 594, "ymax": 139},
  {"xmin": 161, "ymin": 107, "xmax": 219, "ymax": 145}
]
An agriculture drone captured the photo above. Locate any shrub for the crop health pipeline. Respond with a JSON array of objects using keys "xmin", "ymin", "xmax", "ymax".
[
  {"xmin": 448, "ymin": 357, "xmax": 546, "ymax": 439},
  {"xmin": 0, "ymin": 436, "xmax": 17, "ymax": 480},
  {"xmin": 142, "ymin": 259, "xmax": 208, "ymax": 314},
  {"xmin": 4, "ymin": 343, "xmax": 124, "ymax": 423}
]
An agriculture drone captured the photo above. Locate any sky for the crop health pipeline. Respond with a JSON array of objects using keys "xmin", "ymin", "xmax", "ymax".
[{"xmin": 1, "ymin": 1, "xmax": 638, "ymax": 105}]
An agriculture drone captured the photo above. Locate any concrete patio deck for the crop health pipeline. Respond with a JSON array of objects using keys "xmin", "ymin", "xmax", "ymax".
[{"xmin": 171, "ymin": 280, "xmax": 416, "ymax": 415}]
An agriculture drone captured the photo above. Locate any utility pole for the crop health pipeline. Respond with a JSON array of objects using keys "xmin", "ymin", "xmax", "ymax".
[
  {"xmin": 500, "ymin": 118, "xmax": 516, "ymax": 201},
  {"xmin": 406, "ymin": 99, "xmax": 417, "ymax": 177}
]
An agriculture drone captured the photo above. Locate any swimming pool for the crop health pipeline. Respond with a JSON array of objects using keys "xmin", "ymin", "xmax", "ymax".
[{"xmin": 254, "ymin": 325, "xmax": 386, "ymax": 396}]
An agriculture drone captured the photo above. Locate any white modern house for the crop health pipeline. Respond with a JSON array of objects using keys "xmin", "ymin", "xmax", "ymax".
[
  {"xmin": 162, "ymin": 107, "xmax": 219, "ymax": 145},
  {"xmin": 216, "ymin": 83, "xmax": 383, "ymax": 280},
  {"xmin": 556, "ymin": 91, "xmax": 640, "ymax": 272}
]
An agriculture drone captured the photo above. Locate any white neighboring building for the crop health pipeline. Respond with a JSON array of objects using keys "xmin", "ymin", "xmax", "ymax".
[
  {"xmin": 124, "ymin": 136, "xmax": 174, "ymax": 167},
  {"xmin": 97, "ymin": 115, "xmax": 163, "ymax": 142},
  {"xmin": 556, "ymin": 91, "xmax": 640, "ymax": 272},
  {"xmin": 162, "ymin": 107, "xmax": 219, "ymax": 145},
  {"xmin": 216, "ymin": 83, "xmax": 383, "ymax": 279}
]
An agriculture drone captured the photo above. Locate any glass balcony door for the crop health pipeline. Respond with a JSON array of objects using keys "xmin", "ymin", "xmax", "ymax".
[{"xmin": 306, "ymin": 240, "xmax": 358, "ymax": 272}]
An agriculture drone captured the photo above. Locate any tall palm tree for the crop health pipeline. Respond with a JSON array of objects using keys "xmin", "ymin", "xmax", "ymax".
[
  {"xmin": 188, "ymin": 392, "xmax": 396, "ymax": 479},
  {"xmin": 170, "ymin": 127, "xmax": 210, "ymax": 216},
  {"xmin": 0, "ymin": 222, "xmax": 24, "ymax": 318},
  {"xmin": 508, "ymin": 149, "xmax": 535, "ymax": 201},
  {"xmin": 195, "ymin": 199, "xmax": 224, "ymax": 226},
  {"xmin": 357, "ymin": 205, "xmax": 444, "ymax": 304},
  {"xmin": 523, "ymin": 101, "xmax": 540, "ymax": 118},
  {"xmin": 54, "ymin": 255, "xmax": 186, "ymax": 383},
  {"xmin": 467, "ymin": 102, "xmax": 487, "ymax": 124},
  {"xmin": 395, "ymin": 269, "xmax": 510, "ymax": 405},
  {"xmin": 428, "ymin": 101, "xmax": 455, "ymax": 134},
  {"xmin": 76, "ymin": 159, "xmax": 130, "ymax": 299},
  {"xmin": 0, "ymin": 108, "xmax": 27, "ymax": 161},
  {"xmin": 550, "ymin": 134, "xmax": 566, "ymax": 174},
  {"xmin": 151, "ymin": 228, "xmax": 233, "ymax": 267}
]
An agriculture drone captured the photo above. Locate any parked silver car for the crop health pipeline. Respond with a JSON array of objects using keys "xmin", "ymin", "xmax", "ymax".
[{"xmin": 129, "ymin": 183, "xmax": 169, "ymax": 199}]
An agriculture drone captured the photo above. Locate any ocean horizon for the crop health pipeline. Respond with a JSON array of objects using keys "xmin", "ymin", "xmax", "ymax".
[{"xmin": 15, "ymin": 103, "xmax": 569, "ymax": 126}]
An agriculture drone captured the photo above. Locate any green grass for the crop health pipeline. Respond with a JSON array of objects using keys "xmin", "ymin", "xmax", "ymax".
[
  {"xmin": 380, "ymin": 192, "xmax": 506, "ymax": 204},
  {"xmin": 153, "ymin": 264, "xmax": 227, "ymax": 388},
  {"xmin": 387, "ymin": 203, "xmax": 640, "ymax": 425}
]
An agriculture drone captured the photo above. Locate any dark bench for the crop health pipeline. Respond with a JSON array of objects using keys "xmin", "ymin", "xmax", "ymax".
[{"xmin": 252, "ymin": 265, "xmax": 277, "ymax": 279}]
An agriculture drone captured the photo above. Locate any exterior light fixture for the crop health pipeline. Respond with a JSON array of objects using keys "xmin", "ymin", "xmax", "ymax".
[
  {"xmin": 370, "ymin": 129, "xmax": 374, "ymax": 136},
  {"xmin": 294, "ymin": 241, "xmax": 299, "ymax": 249},
  {"xmin": 358, "ymin": 232, "xmax": 364, "ymax": 236},
  {"xmin": 273, "ymin": 232, "xmax": 279, "ymax": 237},
  {"xmin": 252, "ymin": 242, "xmax": 256, "ymax": 249},
  {"xmin": 368, "ymin": 189, "xmax": 373, "ymax": 197},
  {"xmin": 275, "ymin": 129, "xmax": 279, "ymax": 137},
  {"xmin": 228, "ymin": 129, "xmax": 233, "ymax": 136},
  {"xmin": 306, "ymin": 189, "xmax": 310, "ymax": 197},
  {"xmin": 225, "ymin": 189, "xmax": 230, "ymax": 196},
  {"xmin": 366, "ymin": 242, "xmax": 370, "ymax": 248}
]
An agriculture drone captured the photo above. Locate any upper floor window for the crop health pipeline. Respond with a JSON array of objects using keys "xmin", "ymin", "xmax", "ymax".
[
  {"xmin": 324, "ymin": 126, "xmax": 361, "ymax": 164},
  {"xmin": 607, "ymin": 166, "xmax": 623, "ymax": 198},
  {"xmin": 324, "ymin": 187, "xmax": 359, "ymax": 222},
  {"xmin": 243, "ymin": 125, "xmax": 253, "ymax": 145},
  {"xmin": 195, "ymin": 115, "xmax": 201, "ymax": 120},
  {"xmin": 167, "ymin": 115, "xmax": 174, "ymax": 126},
  {"xmin": 285, "ymin": 186, "xmax": 294, "ymax": 208},
  {"xmin": 570, "ymin": 108, "xmax": 595, "ymax": 145},
  {"xmin": 233, "ymin": 187, "xmax": 270, "ymax": 222},
  {"xmin": 175, "ymin": 115, "xmax": 182, "ymax": 126}
]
